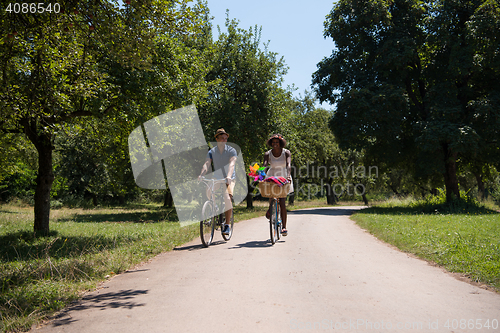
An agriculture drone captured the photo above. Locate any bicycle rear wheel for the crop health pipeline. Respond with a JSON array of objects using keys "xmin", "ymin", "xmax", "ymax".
[
  {"xmin": 200, "ymin": 201, "xmax": 215, "ymax": 247},
  {"xmin": 269, "ymin": 199, "xmax": 278, "ymax": 245}
]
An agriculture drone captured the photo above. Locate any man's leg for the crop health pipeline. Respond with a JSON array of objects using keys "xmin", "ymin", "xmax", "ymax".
[
  {"xmin": 224, "ymin": 193, "xmax": 233, "ymax": 225},
  {"xmin": 223, "ymin": 183, "xmax": 234, "ymax": 234}
]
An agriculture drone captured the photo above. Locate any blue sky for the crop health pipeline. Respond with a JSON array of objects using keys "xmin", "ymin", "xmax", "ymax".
[{"xmin": 206, "ymin": 0, "xmax": 336, "ymax": 108}]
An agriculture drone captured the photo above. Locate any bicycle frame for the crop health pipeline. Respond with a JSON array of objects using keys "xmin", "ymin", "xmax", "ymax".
[
  {"xmin": 199, "ymin": 177, "xmax": 234, "ymax": 247},
  {"xmin": 269, "ymin": 197, "xmax": 282, "ymax": 245}
]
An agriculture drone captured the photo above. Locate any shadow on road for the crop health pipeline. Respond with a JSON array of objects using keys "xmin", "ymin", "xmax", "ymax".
[
  {"xmin": 288, "ymin": 207, "xmax": 364, "ymax": 216},
  {"xmin": 48, "ymin": 289, "xmax": 148, "ymax": 327},
  {"xmin": 174, "ymin": 240, "xmax": 226, "ymax": 251},
  {"xmin": 124, "ymin": 269, "xmax": 150, "ymax": 274},
  {"xmin": 228, "ymin": 239, "xmax": 281, "ymax": 249}
]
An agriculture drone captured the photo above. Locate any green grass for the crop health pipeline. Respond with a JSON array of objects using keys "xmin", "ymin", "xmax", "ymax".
[
  {"xmin": 0, "ymin": 199, "xmax": 334, "ymax": 332},
  {"xmin": 0, "ymin": 204, "xmax": 201, "ymax": 332},
  {"xmin": 352, "ymin": 198, "xmax": 500, "ymax": 292},
  {"xmin": 5, "ymin": 197, "xmax": 495, "ymax": 332}
]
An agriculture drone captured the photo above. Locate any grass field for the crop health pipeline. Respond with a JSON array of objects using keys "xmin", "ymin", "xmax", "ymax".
[
  {"xmin": 2, "ymin": 197, "xmax": 498, "ymax": 332},
  {"xmin": 0, "ymin": 199, "xmax": 335, "ymax": 332},
  {"xmin": 352, "ymin": 199, "xmax": 500, "ymax": 292}
]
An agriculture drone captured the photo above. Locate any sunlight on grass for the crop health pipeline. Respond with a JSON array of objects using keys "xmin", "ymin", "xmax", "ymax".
[
  {"xmin": 0, "ymin": 204, "xmax": 197, "ymax": 332},
  {"xmin": 352, "ymin": 198, "xmax": 500, "ymax": 292}
]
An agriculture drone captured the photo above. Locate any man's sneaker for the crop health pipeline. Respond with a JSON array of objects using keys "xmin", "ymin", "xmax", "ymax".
[{"xmin": 222, "ymin": 224, "xmax": 231, "ymax": 235}]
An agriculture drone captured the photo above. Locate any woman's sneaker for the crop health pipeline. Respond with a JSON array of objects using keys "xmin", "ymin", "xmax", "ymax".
[{"xmin": 222, "ymin": 224, "xmax": 231, "ymax": 235}]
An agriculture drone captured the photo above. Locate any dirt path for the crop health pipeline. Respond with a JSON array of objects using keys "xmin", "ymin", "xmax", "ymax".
[{"xmin": 33, "ymin": 206, "xmax": 500, "ymax": 333}]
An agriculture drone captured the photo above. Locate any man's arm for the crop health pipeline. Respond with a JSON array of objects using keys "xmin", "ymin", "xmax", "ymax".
[
  {"xmin": 199, "ymin": 158, "xmax": 212, "ymax": 180},
  {"xmin": 226, "ymin": 156, "xmax": 237, "ymax": 184}
]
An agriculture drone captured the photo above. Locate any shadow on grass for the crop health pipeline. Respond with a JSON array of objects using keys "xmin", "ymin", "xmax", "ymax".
[
  {"xmin": 0, "ymin": 230, "xmax": 134, "ymax": 263},
  {"xmin": 57, "ymin": 208, "xmax": 179, "ymax": 223},
  {"xmin": 48, "ymin": 289, "xmax": 148, "ymax": 327}
]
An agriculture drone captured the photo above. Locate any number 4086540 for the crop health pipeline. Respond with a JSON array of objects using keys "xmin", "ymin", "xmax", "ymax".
[
  {"xmin": 443, "ymin": 319, "xmax": 499, "ymax": 330},
  {"xmin": 6, "ymin": 3, "xmax": 61, "ymax": 14}
]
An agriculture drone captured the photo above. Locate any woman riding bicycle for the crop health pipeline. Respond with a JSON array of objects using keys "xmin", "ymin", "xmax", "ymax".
[{"xmin": 263, "ymin": 134, "xmax": 293, "ymax": 236}]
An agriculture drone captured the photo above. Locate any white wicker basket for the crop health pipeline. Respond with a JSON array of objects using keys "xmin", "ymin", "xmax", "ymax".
[{"xmin": 259, "ymin": 181, "xmax": 290, "ymax": 198}]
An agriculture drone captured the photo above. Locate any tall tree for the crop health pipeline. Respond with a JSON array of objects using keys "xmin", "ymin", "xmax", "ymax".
[
  {"xmin": 313, "ymin": 0, "xmax": 500, "ymax": 202},
  {"xmin": 199, "ymin": 15, "xmax": 289, "ymax": 207},
  {"xmin": 0, "ymin": 0, "xmax": 208, "ymax": 233}
]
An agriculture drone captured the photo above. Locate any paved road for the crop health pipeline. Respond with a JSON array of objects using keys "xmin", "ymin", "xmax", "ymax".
[{"xmin": 33, "ymin": 206, "xmax": 500, "ymax": 333}]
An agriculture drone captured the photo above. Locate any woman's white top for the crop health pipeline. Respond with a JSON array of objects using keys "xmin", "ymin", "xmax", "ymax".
[{"xmin": 267, "ymin": 148, "xmax": 294, "ymax": 194}]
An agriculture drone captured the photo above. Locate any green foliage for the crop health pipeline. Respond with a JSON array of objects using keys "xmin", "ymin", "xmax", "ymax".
[
  {"xmin": 53, "ymin": 118, "xmax": 138, "ymax": 206},
  {"xmin": 314, "ymin": 0, "xmax": 500, "ymax": 202},
  {"xmin": 0, "ymin": 135, "xmax": 38, "ymax": 203},
  {"xmin": 0, "ymin": 0, "xmax": 212, "ymax": 231},
  {"xmin": 199, "ymin": 15, "xmax": 289, "ymax": 164},
  {"xmin": 0, "ymin": 162, "xmax": 37, "ymax": 203}
]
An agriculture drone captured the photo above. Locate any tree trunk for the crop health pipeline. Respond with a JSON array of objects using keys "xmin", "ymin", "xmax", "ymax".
[
  {"xmin": 325, "ymin": 181, "xmax": 337, "ymax": 205},
  {"xmin": 326, "ymin": 194, "xmax": 335, "ymax": 205},
  {"xmin": 23, "ymin": 120, "xmax": 55, "ymax": 235},
  {"xmin": 474, "ymin": 172, "xmax": 485, "ymax": 201},
  {"xmin": 443, "ymin": 144, "xmax": 460, "ymax": 202},
  {"xmin": 361, "ymin": 193, "xmax": 369, "ymax": 205},
  {"xmin": 246, "ymin": 176, "xmax": 253, "ymax": 209},
  {"xmin": 164, "ymin": 188, "xmax": 173, "ymax": 207},
  {"xmin": 288, "ymin": 192, "xmax": 295, "ymax": 206},
  {"xmin": 33, "ymin": 135, "xmax": 54, "ymax": 234}
]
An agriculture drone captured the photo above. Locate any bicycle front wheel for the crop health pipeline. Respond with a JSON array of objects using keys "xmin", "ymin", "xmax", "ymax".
[
  {"xmin": 221, "ymin": 208, "xmax": 234, "ymax": 241},
  {"xmin": 200, "ymin": 201, "xmax": 215, "ymax": 247},
  {"xmin": 269, "ymin": 200, "xmax": 278, "ymax": 245},
  {"xmin": 276, "ymin": 203, "xmax": 282, "ymax": 240}
]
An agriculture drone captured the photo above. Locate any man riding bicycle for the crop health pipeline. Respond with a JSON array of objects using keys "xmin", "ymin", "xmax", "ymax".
[{"xmin": 198, "ymin": 128, "xmax": 237, "ymax": 236}]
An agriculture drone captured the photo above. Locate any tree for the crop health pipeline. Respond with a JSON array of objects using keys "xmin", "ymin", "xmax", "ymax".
[
  {"xmin": 199, "ymin": 15, "xmax": 289, "ymax": 207},
  {"xmin": 53, "ymin": 117, "xmax": 140, "ymax": 206},
  {"xmin": 283, "ymin": 94, "xmax": 340, "ymax": 204},
  {"xmin": 313, "ymin": 0, "xmax": 500, "ymax": 202},
  {"xmin": 0, "ymin": 0, "xmax": 209, "ymax": 233}
]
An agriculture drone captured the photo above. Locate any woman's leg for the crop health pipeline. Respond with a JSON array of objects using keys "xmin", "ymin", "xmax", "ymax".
[
  {"xmin": 279, "ymin": 198, "xmax": 287, "ymax": 230},
  {"xmin": 266, "ymin": 198, "xmax": 273, "ymax": 219}
]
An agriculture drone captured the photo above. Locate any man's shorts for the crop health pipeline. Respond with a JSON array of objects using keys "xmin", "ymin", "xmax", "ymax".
[
  {"xmin": 226, "ymin": 181, "xmax": 235, "ymax": 197},
  {"xmin": 206, "ymin": 180, "xmax": 235, "ymax": 199}
]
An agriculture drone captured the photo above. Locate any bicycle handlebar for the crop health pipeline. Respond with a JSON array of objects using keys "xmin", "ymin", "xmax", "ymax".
[{"xmin": 199, "ymin": 176, "xmax": 228, "ymax": 183}]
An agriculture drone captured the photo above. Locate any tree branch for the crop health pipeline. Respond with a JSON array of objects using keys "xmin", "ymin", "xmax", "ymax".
[
  {"xmin": 44, "ymin": 103, "xmax": 117, "ymax": 124},
  {"xmin": 0, "ymin": 127, "xmax": 23, "ymax": 134}
]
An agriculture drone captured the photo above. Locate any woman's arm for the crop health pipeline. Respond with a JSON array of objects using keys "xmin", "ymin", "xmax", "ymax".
[
  {"xmin": 285, "ymin": 149, "xmax": 292, "ymax": 180},
  {"xmin": 263, "ymin": 151, "xmax": 270, "ymax": 168}
]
